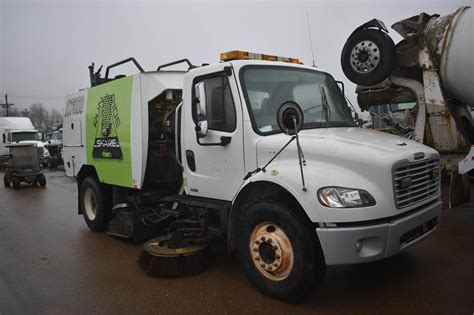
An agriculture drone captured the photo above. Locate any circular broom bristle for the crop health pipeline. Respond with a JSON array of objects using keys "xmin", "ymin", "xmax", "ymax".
[{"xmin": 139, "ymin": 237, "xmax": 208, "ymax": 277}]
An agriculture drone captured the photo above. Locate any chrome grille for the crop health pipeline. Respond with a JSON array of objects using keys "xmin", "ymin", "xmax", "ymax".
[{"xmin": 393, "ymin": 157, "xmax": 440, "ymax": 209}]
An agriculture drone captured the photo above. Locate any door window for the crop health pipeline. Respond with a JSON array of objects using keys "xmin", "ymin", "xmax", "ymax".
[{"xmin": 197, "ymin": 76, "xmax": 236, "ymax": 132}]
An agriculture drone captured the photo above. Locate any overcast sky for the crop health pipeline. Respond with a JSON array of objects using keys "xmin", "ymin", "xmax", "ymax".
[{"xmin": 0, "ymin": 0, "xmax": 471, "ymax": 114}]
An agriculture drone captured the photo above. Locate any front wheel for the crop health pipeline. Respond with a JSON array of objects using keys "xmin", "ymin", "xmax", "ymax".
[
  {"xmin": 4, "ymin": 175, "xmax": 10, "ymax": 188},
  {"xmin": 38, "ymin": 174, "xmax": 46, "ymax": 187},
  {"xmin": 80, "ymin": 177, "xmax": 111, "ymax": 232},
  {"xmin": 11, "ymin": 177, "xmax": 20, "ymax": 189},
  {"xmin": 238, "ymin": 201, "xmax": 326, "ymax": 302}
]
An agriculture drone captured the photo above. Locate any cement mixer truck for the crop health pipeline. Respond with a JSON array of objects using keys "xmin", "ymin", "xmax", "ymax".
[{"xmin": 341, "ymin": 6, "xmax": 474, "ymax": 207}]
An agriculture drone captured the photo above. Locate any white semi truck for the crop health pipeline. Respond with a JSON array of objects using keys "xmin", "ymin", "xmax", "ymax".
[
  {"xmin": 64, "ymin": 53, "xmax": 442, "ymax": 301},
  {"xmin": 0, "ymin": 117, "xmax": 50, "ymax": 166},
  {"xmin": 340, "ymin": 6, "xmax": 474, "ymax": 206}
]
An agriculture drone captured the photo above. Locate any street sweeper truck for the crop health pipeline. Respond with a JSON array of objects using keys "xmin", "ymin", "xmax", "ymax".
[
  {"xmin": 64, "ymin": 53, "xmax": 442, "ymax": 301},
  {"xmin": 340, "ymin": 6, "xmax": 474, "ymax": 207}
]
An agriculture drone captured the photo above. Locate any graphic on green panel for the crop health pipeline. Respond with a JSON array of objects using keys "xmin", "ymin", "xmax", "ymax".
[
  {"xmin": 92, "ymin": 93, "xmax": 123, "ymax": 159},
  {"xmin": 86, "ymin": 76, "xmax": 133, "ymax": 187}
]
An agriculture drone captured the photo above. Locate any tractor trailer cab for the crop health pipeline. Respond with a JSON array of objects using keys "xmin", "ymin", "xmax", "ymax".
[{"xmin": 64, "ymin": 52, "xmax": 442, "ymax": 301}]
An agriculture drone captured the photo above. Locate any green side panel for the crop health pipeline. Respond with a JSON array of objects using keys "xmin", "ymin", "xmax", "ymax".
[{"xmin": 86, "ymin": 76, "xmax": 134, "ymax": 187}]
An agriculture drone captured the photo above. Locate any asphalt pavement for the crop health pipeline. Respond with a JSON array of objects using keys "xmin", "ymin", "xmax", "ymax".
[{"xmin": 0, "ymin": 170, "xmax": 473, "ymax": 314}]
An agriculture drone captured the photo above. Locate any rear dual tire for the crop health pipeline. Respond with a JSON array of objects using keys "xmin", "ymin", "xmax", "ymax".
[{"xmin": 238, "ymin": 201, "xmax": 326, "ymax": 302}]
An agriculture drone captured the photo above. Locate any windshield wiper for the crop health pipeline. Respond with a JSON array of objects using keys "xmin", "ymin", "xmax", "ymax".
[{"xmin": 320, "ymin": 86, "xmax": 331, "ymax": 127}]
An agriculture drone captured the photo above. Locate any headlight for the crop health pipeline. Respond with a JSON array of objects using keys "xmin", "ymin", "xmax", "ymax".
[{"xmin": 318, "ymin": 187, "xmax": 376, "ymax": 208}]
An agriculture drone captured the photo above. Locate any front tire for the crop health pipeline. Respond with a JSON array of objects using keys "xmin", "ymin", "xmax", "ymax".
[
  {"xmin": 80, "ymin": 177, "xmax": 111, "ymax": 232},
  {"xmin": 38, "ymin": 174, "xmax": 46, "ymax": 187},
  {"xmin": 11, "ymin": 177, "xmax": 20, "ymax": 190},
  {"xmin": 238, "ymin": 201, "xmax": 326, "ymax": 302},
  {"xmin": 4, "ymin": 175, "xmax": 10, "ymax": 188}
]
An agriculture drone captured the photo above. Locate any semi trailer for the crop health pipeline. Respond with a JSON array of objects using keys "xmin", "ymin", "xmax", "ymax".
[
  {"xmin": 341, "ymin": 6, "xmax": 474, "ymax": 206},
  {"xmin": 64, "ymin": 52, "xmax": 442, "ymax": 301}
]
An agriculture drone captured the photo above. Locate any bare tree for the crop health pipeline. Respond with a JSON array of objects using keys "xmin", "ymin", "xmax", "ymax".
[
  {"xmin": 28, "ymin": 103, "xmax": 49, "ymax": 131},
  {"xmin": 25, "ymin": 103, "xmax": 63, "ymax": 132},
  {"xmin": 50, "ymin": 108, "xmax": 63, "ymax": 130}
]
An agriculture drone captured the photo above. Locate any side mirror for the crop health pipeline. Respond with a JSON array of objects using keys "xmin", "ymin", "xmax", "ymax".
[
  {"xmin": 194, "ymin": 82, "xmax": 208, "ymax": 138},
  {"xmin": 277, "ymin": 101, "xmax": 304, "ymax": 135},
  {"xmin": 2, "ymin": 134, "xmax": 5, "ymax": 143}
]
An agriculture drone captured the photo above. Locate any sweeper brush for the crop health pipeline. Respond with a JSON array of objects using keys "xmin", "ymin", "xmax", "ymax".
[{"xmin": 139, "ymin": 236, "xmax": 208, "ymax": 277}]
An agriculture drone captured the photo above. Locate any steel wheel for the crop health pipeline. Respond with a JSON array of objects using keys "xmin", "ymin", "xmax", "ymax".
[
  {"xmin": 341, "ymin": 28, "xmax": 396, "ymax": 86},
  {"xmin": 238, "ymin": 201, "xmax": 326, "ymax": 301},
  {"xmin": 349, "ymin": 40, "xmax": 380, "ymax": 74},
  {"xmin": 84, "ymin": 187, "xmax": 97, "ymax": 221},
  {"xmin": 249, "ymin": 222, "xmax": 294, "ymax": 281}
]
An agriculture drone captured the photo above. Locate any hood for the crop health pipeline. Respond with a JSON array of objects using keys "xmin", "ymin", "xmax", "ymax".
[
  {"xmin": 18, "ymin": 140, "xmax": 45, "ymax": 148},
  {"xmin": 256, "ymin": 127, "xmax": 438, "ymax": 168}
]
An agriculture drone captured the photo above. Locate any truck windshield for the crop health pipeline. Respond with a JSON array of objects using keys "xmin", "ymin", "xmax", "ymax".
[
  {"xmin": 11, "ymin": 132, "xmax": 39, "ymax": 142},
  {"xmin": 240, "ymin": 66, "xmax": 354, "ymax": 134},
  {"xmin": 51, "ymin": 132, "xmax": 62, "ymax": 140}
]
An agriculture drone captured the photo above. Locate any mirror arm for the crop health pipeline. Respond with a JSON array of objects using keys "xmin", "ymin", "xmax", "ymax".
[{"xmin": 195, "ymin": 131, "xmax": 231, "ymax": 147}]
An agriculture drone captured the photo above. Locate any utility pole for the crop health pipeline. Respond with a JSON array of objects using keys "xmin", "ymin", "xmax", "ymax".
[{"xmin": 0, "ymin": 94, "xmax": 15, "ymax": 117}]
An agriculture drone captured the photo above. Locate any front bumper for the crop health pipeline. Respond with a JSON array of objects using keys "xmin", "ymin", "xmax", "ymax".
[{"xmin": 316, "ymin": 200, "xmax": 442, "ymax": 265}]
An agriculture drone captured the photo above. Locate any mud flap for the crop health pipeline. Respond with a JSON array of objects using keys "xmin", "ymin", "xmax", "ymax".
[{"xmin": 449, "ymin": 172, "xmax": 470, "ymax": 208}]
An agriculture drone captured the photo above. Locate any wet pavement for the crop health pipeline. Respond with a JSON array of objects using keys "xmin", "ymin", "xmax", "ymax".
[{"xmin": 0, "ymin": 170, "xmax": 473, "ymax": 314}]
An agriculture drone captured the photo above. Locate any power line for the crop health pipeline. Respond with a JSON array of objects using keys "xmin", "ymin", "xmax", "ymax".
[{"xmin": 0, "ymin": 92, "xmax": 65, "ymax": 101}]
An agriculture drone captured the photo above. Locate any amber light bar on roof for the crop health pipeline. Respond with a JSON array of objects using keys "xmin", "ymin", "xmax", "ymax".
[{"xmin": 220, "ymin": 50, "xmax": 302, "ymax": 64}]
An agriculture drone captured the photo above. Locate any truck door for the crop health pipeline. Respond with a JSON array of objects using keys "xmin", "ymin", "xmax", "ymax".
[{"xmin": 182, "ymin": 67, "xmax": 244, "ymax": 201}]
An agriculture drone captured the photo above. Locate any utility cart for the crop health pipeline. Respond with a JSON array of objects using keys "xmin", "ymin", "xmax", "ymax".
[{"xmin": 4, "ymin": 143, "xmax": 46, "ymax": 189}]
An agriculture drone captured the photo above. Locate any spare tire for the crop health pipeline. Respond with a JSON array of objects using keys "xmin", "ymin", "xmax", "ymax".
[{"xmin": 341, "ymin": 28, "xmax": 396, "ymax": 86}]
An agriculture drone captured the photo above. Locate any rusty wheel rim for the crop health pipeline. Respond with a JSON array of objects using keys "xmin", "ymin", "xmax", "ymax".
[
  {"xmin": 249, "ymin": 222, "xmax": 294, "ymax": 281},
  {"xmin": 84, "ymin": 188, "xmax": 97, "ymax": 220}
]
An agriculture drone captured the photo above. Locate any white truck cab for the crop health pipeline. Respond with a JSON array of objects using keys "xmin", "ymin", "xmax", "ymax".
[
  {"xmin": 0, "ymin": 117, "xmax": 50, "ymax": 166},
  {"xmin": 64, "ymin": 52, "xmax": 441, "ymax": 301}
]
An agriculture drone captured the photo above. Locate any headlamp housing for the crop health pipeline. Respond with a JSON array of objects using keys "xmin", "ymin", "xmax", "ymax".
[{"xmin": 318, "ymin": 187, "xmax": 376, "ymax": 208}]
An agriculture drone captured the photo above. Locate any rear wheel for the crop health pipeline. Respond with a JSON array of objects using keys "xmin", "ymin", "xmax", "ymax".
[
  {"xmin": 80, "ymin": 177, "xmax": 111, "ymax": 232},
  {"xmin": 341, "ymin": 28, "xmax": 396, "ymax": 86},
  {"xmin": 238, "ymin": 201, "xmax": 326, "ymax": 302},
  {"xmin": 38, "ymin": 174, "xmax": 46, "ymax": 187}
]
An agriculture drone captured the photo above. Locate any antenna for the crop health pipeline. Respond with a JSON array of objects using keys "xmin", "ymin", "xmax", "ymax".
[{"xmin": 306, "ymin": 11, "xmax": 316, "ymax": 67}]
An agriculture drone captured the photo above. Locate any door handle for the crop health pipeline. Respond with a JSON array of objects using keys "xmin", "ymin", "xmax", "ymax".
[{"xmin": 186, "ymin": 150, "xmax": 196, "ymax": 172}]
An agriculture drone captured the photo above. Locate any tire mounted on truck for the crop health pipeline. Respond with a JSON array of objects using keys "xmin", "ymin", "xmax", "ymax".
[
  {"xmin": 80, "ymin": 177, "xmax": 112, "ymax": 231},
  {"xmin": 238, "ymin": 201, "xmax": 326, "ymax": 302}
]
